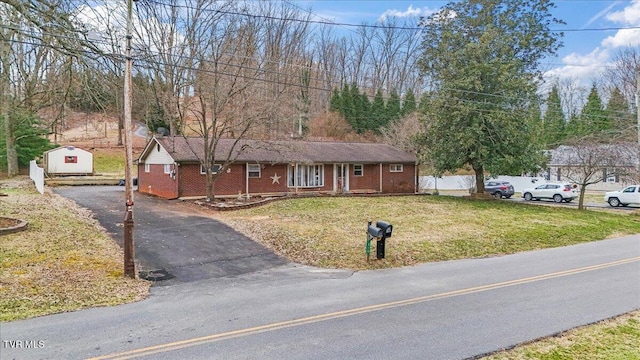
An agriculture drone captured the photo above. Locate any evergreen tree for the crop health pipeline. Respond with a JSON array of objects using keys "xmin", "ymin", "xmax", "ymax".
[
  {"xmin": 581, "ymin": 84, "xmax": 608, "ymax": 136},
  {"xmin": 605, "ymin": 86, "xmax": 633, "ymax": 133},
  {"xmin": 371, "ymin": 89, "xmax": 386, "ymax": 130},
  {"xmin": 347, "ymin": 83, "xmax": 360, "ymax": 131},
  {"xmin": 542, "ymin": 85, "xmax": 566, "ymax": 147},
  {"xmin": 357, "ymin": 92, "xmax": 371, "ymax": 132},
  {"xmin": 329, "ymin": 87, "xmax": 342, "ymax": 113},
  {"xmin": 385, "ymin": 89, "xmax": 401, "ymax": 125},
  {"xmin": 340, "ymin": 83, "xmax": 354, "ymax": 126},
  {"xmin": 401, "ymin": 90, "xmax": 417, "ymax": 117},
  {"xmin": 417, "ymin": 0, "xmax": 562, "ymax": 193},
  {"xmin": 0, "ymin": 110, "xmax": 54, "ymax": 169}
]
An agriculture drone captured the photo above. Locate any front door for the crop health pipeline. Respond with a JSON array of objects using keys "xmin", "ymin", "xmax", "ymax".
[{"xmin": 334, "ymin": 164, "xmax": 348, "ymax": 193}]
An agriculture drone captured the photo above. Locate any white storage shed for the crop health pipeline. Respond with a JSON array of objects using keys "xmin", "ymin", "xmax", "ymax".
[{"xmin": 44, "ymin": 146, "xmax": 94, "ymax": 176}]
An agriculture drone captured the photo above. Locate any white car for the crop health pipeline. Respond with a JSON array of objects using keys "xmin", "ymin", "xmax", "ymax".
[
  {"xmin": 522, "ymin": 183, "xmax": 578, "ymax": 203},
  {"xmin": 604, "ymin": 185, "xmax": 640, "ymax": 207}
]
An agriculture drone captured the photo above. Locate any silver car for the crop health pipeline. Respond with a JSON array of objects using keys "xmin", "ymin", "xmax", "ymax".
[{"xmin": 522, "ymin": 183, "xmax": 578, "ymax": 203}]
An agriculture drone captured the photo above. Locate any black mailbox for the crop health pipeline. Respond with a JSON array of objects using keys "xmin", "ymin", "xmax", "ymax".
[
  {"xmin": 368, "ymin": 225, "xmax": 382, "ymax": 238},
  {"xmin": 376, "ymin": 221, "xmax": 393, "ymax": 239}
]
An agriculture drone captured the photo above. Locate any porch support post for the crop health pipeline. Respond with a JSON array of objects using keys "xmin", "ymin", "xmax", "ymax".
[
  {"xmin": 245, "ymin": 163, "xmax": 249, "ymax": 197},
  {"xmin": 379, "ymin": 163, "xmax": 383, "ymax": 193}
]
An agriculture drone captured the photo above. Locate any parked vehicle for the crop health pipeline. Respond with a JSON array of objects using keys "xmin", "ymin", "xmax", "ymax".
[
  {"xmin": 604, "ymin": 185, "xmax": 640, "ymax": 207},
  {"xmin": 522, "ymin": 183, "xmax": 578, "ymax": 203},
  {"xmin": 484, "ymin": 181, "xmax": 515, "ymax": 199}
]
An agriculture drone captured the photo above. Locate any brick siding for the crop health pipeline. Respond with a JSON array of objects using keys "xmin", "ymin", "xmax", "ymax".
[{"xmin": 137, "ymin": 164, "xmax": 179, "ymax": 199}]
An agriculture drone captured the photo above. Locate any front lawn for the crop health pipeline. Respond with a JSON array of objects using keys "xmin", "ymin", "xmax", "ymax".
[
  {"xmin": 0, "ymin": 177, "xmax": 149, "ymax": 322},
  {"xmin": 213, "ymin": 195, "xmax": 640, "ymax": 270}
]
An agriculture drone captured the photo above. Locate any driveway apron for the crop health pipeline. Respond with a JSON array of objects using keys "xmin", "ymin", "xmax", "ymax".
[{"xmin": 53, "ymin": 186, "xmax": 287, "ymax": 285}]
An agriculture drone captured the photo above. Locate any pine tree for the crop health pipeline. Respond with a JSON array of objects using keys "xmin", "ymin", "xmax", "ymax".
[
  {"xmin": 605, "ymin": 86, "xmax": 633, "ymax": 133},
  {"xmin": 542, "ymin": 85, "xmax": 566, "ymax": 147},
  {"xmin": 346, "ymin": 83, "xmax": 360, "ymax": 131},
  {"xmin": 385, "ymin": 89, "xmax": 401, "ymax": 125},
  {"xmin": 371, "ymin": 89, "xmax": 386, "ymax": 130},
  {"xmin": 580, "ymin": 84, "xmax": 608, "ymax": 135},
  {"xmin": 401, "ymin": 90, "xmax": 417, "ymax": 117},
  {"xmin": 329, "ymin": 87, "xmax": 341, "ymax": 113},
  {"xmin": 340, "ymin": 83, "xmax": 354, "ymax": 126}
]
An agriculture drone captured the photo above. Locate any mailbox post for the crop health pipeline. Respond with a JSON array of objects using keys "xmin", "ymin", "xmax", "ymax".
[
  {"xmin": 376, "ymin": 221, "xmax": 393, "ymax": 259},
  {"xmin": 366, "ymin": 221, "xmax": 382, "ymax": 262},
  {"xmin": 366, "ymin": 220, "xmax": 393, "ymax": 261}
]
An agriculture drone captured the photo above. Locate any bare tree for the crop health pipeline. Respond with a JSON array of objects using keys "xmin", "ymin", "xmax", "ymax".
[
  {"xmin": 0, "ymin": 0, "xmax": 88, "ymax": 175},
  {"xmin": 555, "ymin": 76, "xmax": 587, "ymax": 121},
  {"xmin": 605, "ymin": 47, "xmax": 640, "ymax": 108},
  {"xmin": 183, "ymin": 3, "xmax": 309, "ymax": 200},
  {"xmin": 380, "ymin": 113, "xmax": 423, "ymax": 153}
]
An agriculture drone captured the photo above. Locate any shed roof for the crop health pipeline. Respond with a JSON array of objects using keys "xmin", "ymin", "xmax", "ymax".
[
  {"xmin": 140, "ymin": 137, "xmax": 417, "ymax": 164},
  {"xmin": 44, "ymin": 145, "xmax": 92, "ymax": 155}
]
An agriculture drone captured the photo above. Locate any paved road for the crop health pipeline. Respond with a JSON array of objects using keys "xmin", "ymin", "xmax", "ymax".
[
  {"xmin": 51, "ymin": 186, "xmax": 287, "ymax": 284},
  {"xmin": 2, "ymin": 224, "xmax": 638, "ymax": 358}
]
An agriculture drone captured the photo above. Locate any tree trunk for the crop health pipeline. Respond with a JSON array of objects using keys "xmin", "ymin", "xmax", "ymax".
[
  {"xmin": 206, "ymin": 171, "xmax": 215, "ymax": 202},
  {"xmin": 1, "ymin": 40, "xmax": 18, "ymax": 177},
  {"xmin": 118, "ymin": 113, "xmax": 123, "ymax": 146},
  {"xmin": 4, "ymin": 112, "xmax": 18, "ymax": 177},
  {"xmin": 474, "ymin": 165, "xmax": 485, "ymax": 194},
  {"xmin": 578, "ymin": 187, "xmax": 586, "ymax": 210}
]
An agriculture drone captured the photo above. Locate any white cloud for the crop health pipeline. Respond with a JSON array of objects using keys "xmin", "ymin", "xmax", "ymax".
[
  {"xmin": 547, "ymin": 0, "xmax": 638, "ymax": 86},
  {"xmin": 606, "ymin": 0, "xmax": 640, "ymax": 25},
  {"xmin": 601, "ymin": 28, "xmax": 640, "ymax": 47},
  {"xmin": 378, "ymin": 5, "xmax": 436, "ymax": 22},
  {"xmin": 600, "ymin": 0, "xmax": 640, "ymax": 48},
  {"xmin": 544, "ymin": 48, "xmax": 611, "ymax": 83}
]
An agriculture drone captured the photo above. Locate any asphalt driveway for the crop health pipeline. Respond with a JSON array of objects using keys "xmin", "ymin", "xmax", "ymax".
[{"xmin": 53, "ymin": 186, "xmax": 287, "ymax": 285}]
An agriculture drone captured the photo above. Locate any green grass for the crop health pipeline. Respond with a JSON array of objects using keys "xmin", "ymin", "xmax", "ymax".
[
  {"xmin": 214, "ymin": 195, "xmax": 640, "ymax": 270},
  {"xmin": 0, "ymin": 177, "xmax": 149, "ymax": 321},
  {"xmin": 92, "ymin": 148, "xmax": 126, "ymax": 175},
  {"xmin": 482, "ymin": 311, "xmax": 640, "ymax": 359}
]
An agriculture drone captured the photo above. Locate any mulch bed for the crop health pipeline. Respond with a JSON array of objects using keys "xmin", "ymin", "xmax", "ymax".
[{"xmin": 0, "ymin": 217, "xmax": 28, "ymax": 235}]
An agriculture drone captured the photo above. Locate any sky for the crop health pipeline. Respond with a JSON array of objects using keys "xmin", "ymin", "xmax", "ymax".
[{"xmin": 301, "ymin": 0, "xmax": 640, "ymax": 90}]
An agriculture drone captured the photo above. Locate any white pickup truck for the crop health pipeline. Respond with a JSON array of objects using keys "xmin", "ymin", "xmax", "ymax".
[{"xmin": 604, "ymin": 185, "xmax": 640, "ymax": 207}]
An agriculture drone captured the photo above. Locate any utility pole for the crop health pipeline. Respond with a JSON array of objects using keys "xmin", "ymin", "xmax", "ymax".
[{"xmin": 123, "ymin": 0, "xmax": 136, "ymax": 278}]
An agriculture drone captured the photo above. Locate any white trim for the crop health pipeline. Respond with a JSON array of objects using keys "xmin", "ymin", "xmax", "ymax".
[
  {"xmin": 353, "ymin": 164, "xmax": 363, "ymax": 177},
  {"xmin": 200, "ymin": 164, "xmax": 221, "ymax": 175},
  {"xmin": 247, "ymin": 163, "xmax": 261, "ymax": 178},
  {"xmin": 144, "ymin": 163, "xmax": 150, "ymax": 173},
  {"xmin": 288, "ymin": 164, "xmax": 324, "ymax": 188},
  {"xmin": 390, "ymin": 164, "xmax": 403, "ymax": 172}
]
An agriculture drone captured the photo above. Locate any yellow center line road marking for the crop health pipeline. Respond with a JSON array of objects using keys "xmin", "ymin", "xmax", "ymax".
[{"xmin": 89, "ymin": 256, "xmax": 640, "ymax": 360}]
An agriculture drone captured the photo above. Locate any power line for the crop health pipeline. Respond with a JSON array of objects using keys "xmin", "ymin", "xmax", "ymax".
[
  {"xmin": 144, "ymin": 0, "xmax": 640, "ymax": 33},
  {"xmin": 2, "ymin": 36, "xmax": 633, "ymax": 125}
]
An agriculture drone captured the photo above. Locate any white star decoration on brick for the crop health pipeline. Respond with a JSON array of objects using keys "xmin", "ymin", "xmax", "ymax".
[{"xmin": 271, "ymin": 173, "xmax": 281, "ymax": 184}]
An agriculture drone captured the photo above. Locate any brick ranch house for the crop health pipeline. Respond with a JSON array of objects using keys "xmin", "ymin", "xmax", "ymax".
[{"xmin": 137, "ymin": 136, "xmax": 418, "ymax": 199}]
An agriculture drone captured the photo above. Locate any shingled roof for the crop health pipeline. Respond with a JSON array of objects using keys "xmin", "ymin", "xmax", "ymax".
[
  {"xmin": 548, "ymin": 143, "xmax": 638, "ymax": 167},
  {"xmin": 143, "ymin": 136, "xmax": 417, "ymax": 164}
]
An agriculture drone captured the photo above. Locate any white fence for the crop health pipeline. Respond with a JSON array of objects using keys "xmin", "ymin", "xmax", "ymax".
[
  {"xmin": 419, "ymin": 175, "xmax": 543, "ymax": 193},
  {"xmin": 419, "ymin": 174, "xmax": 626, "ymax": 192},
  {"xmin": 29, "ymin": 160, "xmax": 44, "ymax": 194}
]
